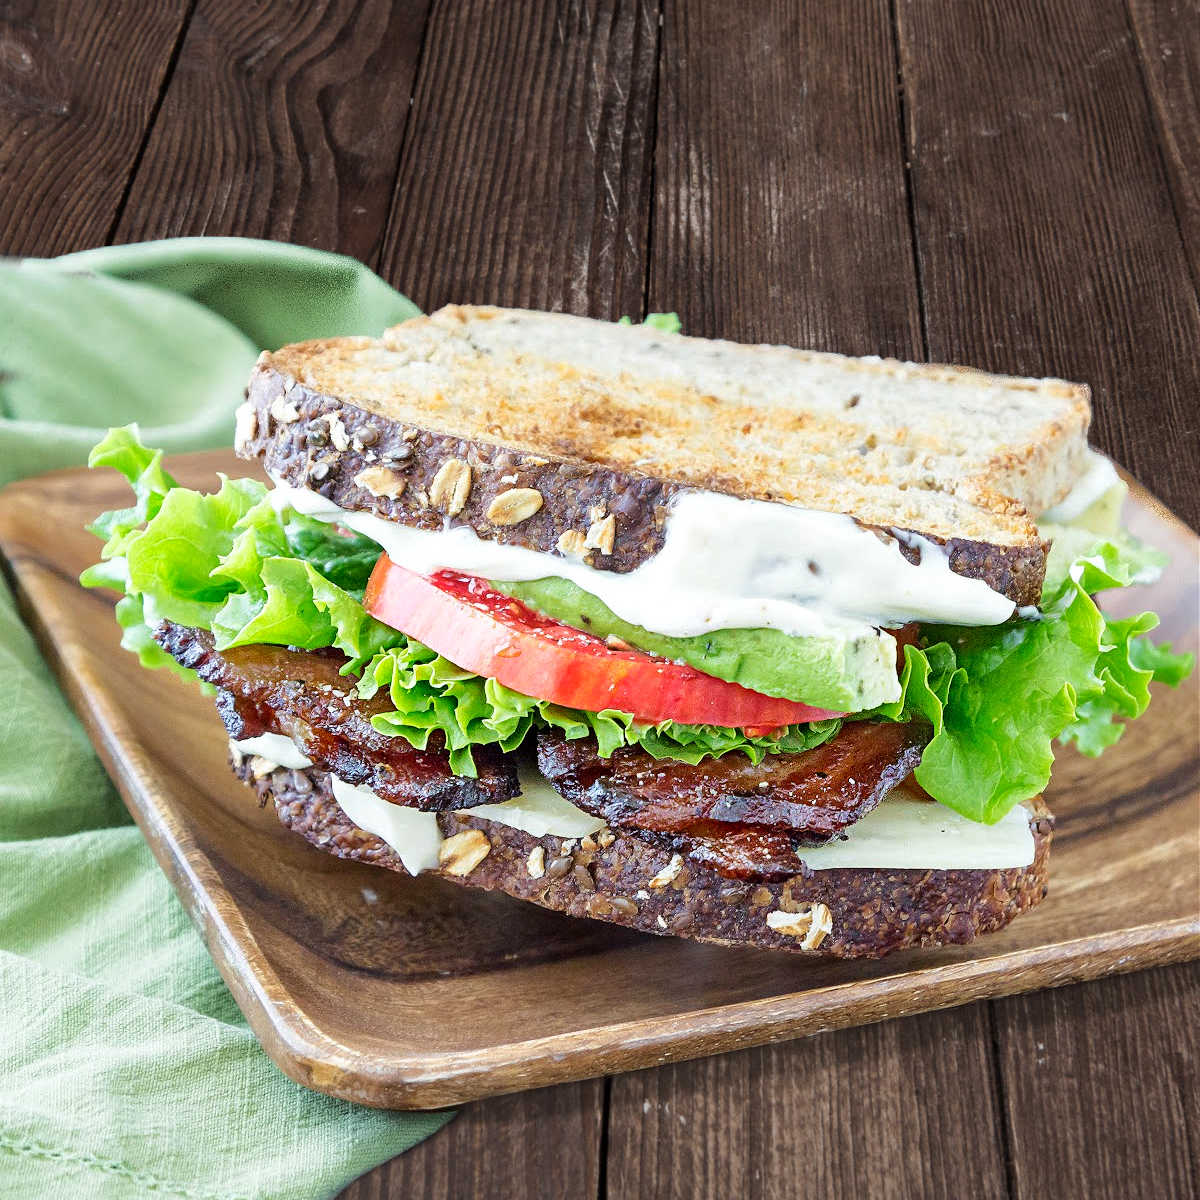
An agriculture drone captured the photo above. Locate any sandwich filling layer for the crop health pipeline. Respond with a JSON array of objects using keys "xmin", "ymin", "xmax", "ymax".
[
  {"xmin": 233, "ymin": 734, "xmax": 1035, "ymax": 875},
  {"xmin": 82, "ymin": 415, "xmax": 1190, "ymax": 832}
]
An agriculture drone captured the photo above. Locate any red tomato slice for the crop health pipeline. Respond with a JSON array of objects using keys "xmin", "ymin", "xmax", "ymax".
[{"xmin": 364, "ymin": 555, "xmax": 845, "ymax": 729}]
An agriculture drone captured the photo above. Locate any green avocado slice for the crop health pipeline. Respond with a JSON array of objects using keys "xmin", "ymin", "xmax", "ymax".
[{"xmin": 491, "ymin": 576, "xmax": 901, "ymax": 712}]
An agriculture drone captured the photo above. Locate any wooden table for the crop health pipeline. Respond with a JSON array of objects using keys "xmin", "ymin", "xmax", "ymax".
[{"xmin": 3, "ymin": 2, "xmax": 1196, "ymax": 1196}]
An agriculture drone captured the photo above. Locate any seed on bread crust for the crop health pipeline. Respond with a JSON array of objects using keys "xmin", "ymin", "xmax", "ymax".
[
  {"xmin": 486, "ymin": 487, "xmax": 544, "ymax": 525},
  {"xmin": 234, "ymin": 401, "xmax": 257, "ymax": 451},
  {"xmin": 648, "ymin": 853, "xmax": 684, "ymax": 889},
  {"xmin": 556, "ymin": 529, "xmax": 588, "ymax": 558},
  {"xmin": 804, "ymin": 902, "xmax": 834, "ymax": 950},
  {"xmin": 526, "ymin": 846, "xmax": 546, "ymax": 878},
  {"xmin": 438, "ymin": 829, "xmax": 491, "ymax": 875},
  {"xmin": 310, "ymin": 411, "xmax": 349, "ymax": 452},
  {"xmin": 269, "ymin": 396, "xmax": 301, "ymax": 424},
  {"xmin": 584, "ymin": 512, "xmax": 616, "ymax": 555},
  {"xmin": 429, "ymin": 458, "xmax": 472, "ymax": 515},
  {"xmin": 545, "ymin": 854, "xmax": 573, "ymax": 879},
  {"xmin": 381, "ymin": 443, "xmax": 414, "ymax": 466},
  {"xmin": 766, "ymin": 902, "xmax": 834, "ymax": 949},
  {"xmin": 354, "ymin": 466, "xmax": 407, "ymax": 500}
]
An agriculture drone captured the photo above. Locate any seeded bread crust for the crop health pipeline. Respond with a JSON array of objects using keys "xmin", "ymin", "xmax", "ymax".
[
  {"xmin": 239, "ymin": 759, "xmax": 1053, "ymax": 959},
  {"xmin": 239, "ymin": 365, "xmax": 1047, "ymax": 606}
]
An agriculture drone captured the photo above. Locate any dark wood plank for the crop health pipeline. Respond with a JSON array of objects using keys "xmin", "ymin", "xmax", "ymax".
[
  {"xmin": 113, "ymin": 0, "xmax": 431, "ymax": 264},
  {"xmin": 607, "ymin": 1003, "xmax": 1009, "ymax": 1200},
  {"xmin": 896, "ymin": 0, "xmax": 1200, "ymax": 527},
  {"xmin": 897, "ymin": 7, "xmax": 1200, "ymax": 1195},
  {"xmin": 1126, "ymin": 0, "xmax": 1200, "ymax": 290},
  {"xmin": 378, "ymin": 0, "xmax": 660, "ymax": 318},
  {"xmin": 648, "ymin": 0, "xmax": 921, "ymax": 356},
  {"xmin": 994, "ymin": 961, "xmax": 1199, "ymax": 1200},
  {"xmin": 340, "ymin": 1080, "xmax": 605, "ymax": 1199},
  {"xmin": 0, "ymin": 0, "xmax": 191, "ymax": 256}
]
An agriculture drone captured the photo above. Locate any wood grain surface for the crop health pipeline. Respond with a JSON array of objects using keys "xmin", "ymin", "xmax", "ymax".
[
  {"xmin": 1, "ymin": 0, "xmax": 1197, "ymax": 1194},
  {"xmin": 1127, "ymin": 0, "xmax": 1200, "ymax": 287},
  {"xmin": 378, "ymin": 0, "xmax": 658, "ymax": 317},
  {"xmin": 111, "ymin": 0, "xmax": 430, "ymax": 263},
  {"xmin": 0, "ymin": 0, "xmax": 191, "ymax": 255},
  {"xmin": 606, "ymin": 1002, "xmax": 1012, "ymax": 1200},
  {"xmin": 897, "ymin": 0, "xmax": 1200, "ymax": 527}
]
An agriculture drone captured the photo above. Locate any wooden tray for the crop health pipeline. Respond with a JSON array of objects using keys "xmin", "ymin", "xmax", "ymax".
[{"xmin": 1, "ymin": 451, "xmax": 1196, "ymax": 1109}]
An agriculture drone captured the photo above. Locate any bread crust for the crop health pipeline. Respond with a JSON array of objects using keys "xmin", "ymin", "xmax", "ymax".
[
  {"xmin": 240, "ymin": 759, "xmax": 1053, "ymax": 959},
  {"xmin": 240, "ymin": 366, "xmax": 1048, "ymax": 605}
]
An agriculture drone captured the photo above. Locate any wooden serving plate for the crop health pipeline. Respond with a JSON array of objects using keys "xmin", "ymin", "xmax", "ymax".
[{"xmin": 1, "ymin": 452, "xmax": 1196, "ymax": 1109}]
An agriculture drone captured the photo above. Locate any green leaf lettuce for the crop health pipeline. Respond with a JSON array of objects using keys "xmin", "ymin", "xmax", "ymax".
[{"xmin": 82, "ymin": 428, "xmax": 1192, "ymax": 822}]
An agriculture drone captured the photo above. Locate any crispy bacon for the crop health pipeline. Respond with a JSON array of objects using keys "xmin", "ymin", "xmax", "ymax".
[
  {"xmin": 680, "ymin": 826, "xmax": 812, "ymax": 881},
  {"xmin": 537, "ymin": 720, "xmax": 926, "ymax": 844},
  {"xmin": 154, "ymin": 622, "xmax": 519, "ymax": 809}
]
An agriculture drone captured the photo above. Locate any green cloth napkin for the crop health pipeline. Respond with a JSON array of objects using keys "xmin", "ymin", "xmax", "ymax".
[{"xmin": 0, "ymin": 239, "xmax": 449, "ymax": 1200}]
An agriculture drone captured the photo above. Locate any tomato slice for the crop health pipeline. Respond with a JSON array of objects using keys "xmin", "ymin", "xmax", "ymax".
[{"xmin": 363, "ymin": 555, "xmax": 846, "ymax": 729}]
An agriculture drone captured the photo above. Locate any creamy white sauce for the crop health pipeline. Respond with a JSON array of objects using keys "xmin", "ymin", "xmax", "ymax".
[
  {"xmin": 269, "ymin": 476, "xmax": 1015, "ymax": 640},
  {"xmin": 1041, "ymin": 449, "xmax": 1120, "ymax": 524},
  {"xmin": 232, "ymin": 733, "xmax": 313, "ymax": 771},
  {"xmin": 799, "ymin": 791, "xmax": 1035, "ymax": 870}
]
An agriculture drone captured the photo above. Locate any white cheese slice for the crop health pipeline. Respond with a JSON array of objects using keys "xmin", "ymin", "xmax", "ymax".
[
  {"xmin": 800, "ymin": 791, "xmax": 1035, "ymax": 871},
  {"xmin": 328, "ymin": 766, "xmax": 604, "ymax": 875},
  {"xmin": 330, "ymin": 776, "xmax": 443, "ymax": 876},
  {"xmin": 232, "ymin": 733, "xmax": 313, "ymax": 771},
  {"xmin": 465, "ymin": 768, "xmax": 606, "ymax": 838},
  {"xmin": 237, "ymin": 734, "xmax": 1035, "ymax": 875}
]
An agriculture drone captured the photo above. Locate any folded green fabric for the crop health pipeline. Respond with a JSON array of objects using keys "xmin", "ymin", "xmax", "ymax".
[{"xmin": 0, "ymin": 239, "xmax": 448, "ymax": 1200}]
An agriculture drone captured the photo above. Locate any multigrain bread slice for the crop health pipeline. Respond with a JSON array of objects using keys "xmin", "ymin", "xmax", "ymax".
[
  {"xmin": 238, "ymin": 306, "xmax": 1090, "ymax": 606},
  {"xmin": 238, "ymin": 758, "xmax": 1053, "ymax": 959}
]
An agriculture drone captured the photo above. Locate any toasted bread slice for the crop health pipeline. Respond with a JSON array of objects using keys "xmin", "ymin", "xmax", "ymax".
[
  {"xmin": 240, "ymin": 306, "xmax": 1092, "ymax": 605},
  {"xmin": 261, "ymin": 305, "xmax": 1090, "ymax": 531},
  {"xmin": 240, "ymin": 758, "xmax": 1052, "ymax": 959}
]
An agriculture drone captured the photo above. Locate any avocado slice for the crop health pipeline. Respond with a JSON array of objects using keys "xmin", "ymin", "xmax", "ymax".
[{"xmin": 491, "ymin": 576, "xmax": 901, "ymax": 712}]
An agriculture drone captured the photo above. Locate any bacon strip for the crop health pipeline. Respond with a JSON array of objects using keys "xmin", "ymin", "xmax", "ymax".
[
  {"xmin": 154, "ymin": 622, "xmax": 519, "ymax": 809},
  {"xmin": 537, "ymin": 721, "xmax": 926, "ymax": 845}
]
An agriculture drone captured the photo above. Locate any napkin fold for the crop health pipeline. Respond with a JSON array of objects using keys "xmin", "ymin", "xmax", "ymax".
[{"xmin": 0, "ymin": 239, "xmax": 448, "ymax": 1200}]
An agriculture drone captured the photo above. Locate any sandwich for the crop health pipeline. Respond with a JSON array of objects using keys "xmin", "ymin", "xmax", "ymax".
[{"xmin": 82, "ymin": 307, "xmax": 1191, "ymax": 958}]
